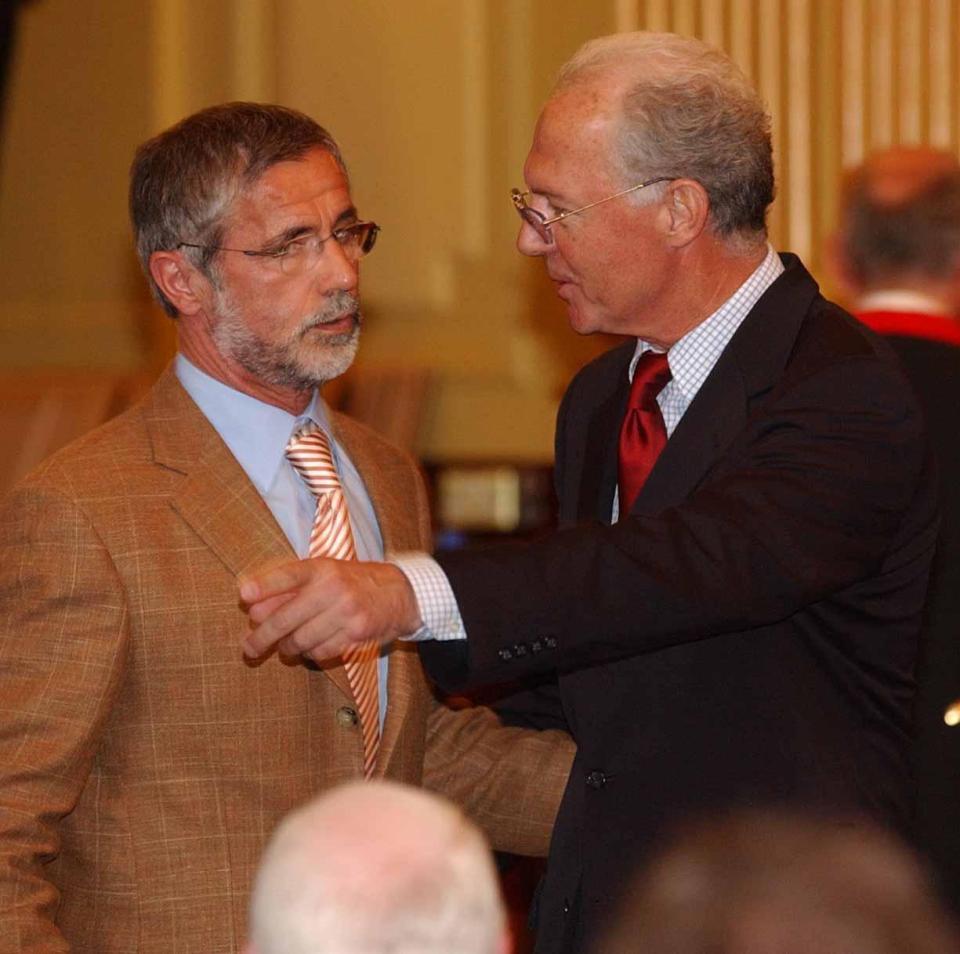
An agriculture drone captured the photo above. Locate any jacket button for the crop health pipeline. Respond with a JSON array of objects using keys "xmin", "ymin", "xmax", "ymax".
[
  {"xmin": 336, "ymin": 706, "xmax": 359, "ymax": 727},
  {"xmin": 585, "ymin": 770, "xmax": 607, "ymax": 789},
  {"xmin": 498, "ymin": 647, "xmax": 514, "ymax": 661},
  {"xmin": 562, "ymin": 897, "xmax": 571, "ymax": 914}
]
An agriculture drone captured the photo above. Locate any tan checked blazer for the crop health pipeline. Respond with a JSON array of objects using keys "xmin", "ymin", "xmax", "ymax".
[{"xmin": 0, "ymin": 367, "xmax": 573, "ymax": 953}]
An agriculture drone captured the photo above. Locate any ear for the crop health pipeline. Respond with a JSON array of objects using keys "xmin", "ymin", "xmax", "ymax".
[
  {"xmin": 662, "ymin": 178, "xmax": 710, "ymax": 247},
  {"xmin": 149, "ymin": 250, "xmax": 210, "ymax": 317}
]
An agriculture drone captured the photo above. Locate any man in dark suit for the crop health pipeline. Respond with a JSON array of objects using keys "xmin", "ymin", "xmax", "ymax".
[
  {"xmin": 242, "ymin": 33, "xmax": 939, "ymax": 954},
  {"xmin": 829, "ymin": 147, "xmax": 960, "ymax": 914}
]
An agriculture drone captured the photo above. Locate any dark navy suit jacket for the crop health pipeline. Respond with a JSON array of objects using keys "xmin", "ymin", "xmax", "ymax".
[{"xmin": 423, "ymin": 257, "xmax": 938, "ymax": 954}]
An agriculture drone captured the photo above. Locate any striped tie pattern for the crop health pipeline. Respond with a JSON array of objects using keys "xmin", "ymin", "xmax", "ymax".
[{"xmin": 285, "ymin": 424, "xmax": 380, "ymax": 778}]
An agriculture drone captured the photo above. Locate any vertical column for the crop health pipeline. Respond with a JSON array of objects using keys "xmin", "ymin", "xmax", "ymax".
[
  {"xmin": 869, "ymin": 0, "xmax": 896, "ymax": 147},
  {"xmin": 150, "ymin": 0, "xmax": 188, "ymax": 131},
  {"xmin": 729, "ymin": 0, "xmax": 757, "ymax": 83},
  {"xmin": 840, "ymin": 0, "xmax": 866, "ymax": 167},
  {"xmin": 642, "ymin": 0, "xmax": 672, "ymax": 30},
  {"xmin": 231, "ymin": 0, "xmax": 277, "ymax": 103},
  {"xmin": 898, "ymin": 0, "xmax": 924, "ymax": 142},
  {"xmin": 928, "ymin": 0, "xmax": 954, "ymax": 146},
  {"xmin": 615, "ymin": 0, "xmax": 640, "ymax": 32},
  {"xmin": 785, "ymin": 0, "xmax": 811, "ymax": 259},
  {"xmin": 461, "ymin": 0, "xmax": 490, "ymax": 259},
  {"xmin": 700, "ymin": 0, "xmax": 726, "ymax": 49},
  {"xmin": 672, "ymin": 0, "xmax": 699, "ymax": 35},
  {"xmin": 757, "ymin": 0, "xmax": 784, "ymax": 245}
]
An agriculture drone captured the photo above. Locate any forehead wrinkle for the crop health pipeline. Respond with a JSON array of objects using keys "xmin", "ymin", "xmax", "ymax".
[{"xmin": 224, "ymin": 162, "xmax": 354, "ymax": 243}]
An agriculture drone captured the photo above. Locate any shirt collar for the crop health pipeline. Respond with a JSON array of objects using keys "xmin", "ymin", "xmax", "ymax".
[
  {"xmin": 175, "ymin": 353, "xmax": 333, "ymax": 495},
  {"xmin": 629, "ymin": 245, "xmax": 783, "ymax": 396},
  {"xmin": 856, "ymin": 289, "xmax": 952, "ymax": 317}
]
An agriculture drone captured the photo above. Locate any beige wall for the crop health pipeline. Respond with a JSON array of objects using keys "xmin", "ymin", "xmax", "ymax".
[{"xmin": 3, "ymin": 0, "xmax": 959, "ymax": 461}]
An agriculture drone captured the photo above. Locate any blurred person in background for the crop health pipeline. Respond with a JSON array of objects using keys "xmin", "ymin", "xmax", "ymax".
[
  {"xmin": 829, "ymin": 146, "xmax": 960, "ymax": 915},
  {"xmin": 594, "ymin": 810, "xmax": 960, "ymax": 954}
]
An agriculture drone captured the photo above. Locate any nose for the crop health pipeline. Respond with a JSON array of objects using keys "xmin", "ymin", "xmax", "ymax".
[
  {"xmin": 322, "ymin": 238, "xmax": 359, "ymax": 291},
  {"xmin": 516, "ymin": 218, "xmax": 550, "ymax": 258}
]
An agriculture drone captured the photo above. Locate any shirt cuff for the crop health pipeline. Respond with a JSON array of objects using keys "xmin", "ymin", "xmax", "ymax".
[{"xmin": 389, "ymin": 552, "xmax": 467, "ymax": 642}]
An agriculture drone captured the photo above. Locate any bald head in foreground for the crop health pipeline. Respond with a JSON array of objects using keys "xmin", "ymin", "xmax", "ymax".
[{"xmin": 246, "ymin": 781, "xmax": 509, "ymax": 954}]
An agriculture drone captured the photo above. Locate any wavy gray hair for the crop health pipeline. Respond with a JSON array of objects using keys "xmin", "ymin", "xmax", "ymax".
[
  {"xmin": 129, "ymin": 102, "xmax": 346, "ymax": 316},
  {"xmin": 555, "ymin": 32, "xmax": 774, "ymax": 245}
]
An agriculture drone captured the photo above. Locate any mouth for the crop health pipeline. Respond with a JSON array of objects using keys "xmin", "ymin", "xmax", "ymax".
[
  {"xmin": 305, "ymin": 311, "xmax": 360, "ymax": 336},
  {"xmin": 550, "ymin": 277, "xmax": 576, "ymax": 302}
]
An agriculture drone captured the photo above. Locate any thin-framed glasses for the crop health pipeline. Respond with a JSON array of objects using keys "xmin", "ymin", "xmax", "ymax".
[
  {"xmin": 510, "ymin": 178, "xmax": 674, "ymax": 244},
  {"xmin": 178, "ymin": 220, "xmax": 380, "ymax": 277}
]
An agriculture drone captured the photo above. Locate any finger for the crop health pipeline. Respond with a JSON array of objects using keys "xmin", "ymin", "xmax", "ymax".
[
  {"xmin": 246, "ymin": 591, "xmax": 296, "ymax": 625},
  {"xmin": 278, "ymin": 620, "xmax": 350, "ymax": 662},
  {"xmin": 242, "ymin": 583, "xmax": 340, "ymax": 658},
  {"xmin": 239, "ymin": 558, "xmax": 325, "ymax": 604}
]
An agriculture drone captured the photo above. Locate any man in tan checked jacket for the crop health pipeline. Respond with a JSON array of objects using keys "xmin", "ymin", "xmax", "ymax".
[{"xmin": 0, "ymin": 103, "xmax": 573, "ymax": 953}]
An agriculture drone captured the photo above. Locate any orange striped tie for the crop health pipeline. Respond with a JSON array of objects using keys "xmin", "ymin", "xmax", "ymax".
[{"xmin": 286, "ymin": 424, "xmax": 380, "ymax": 778}]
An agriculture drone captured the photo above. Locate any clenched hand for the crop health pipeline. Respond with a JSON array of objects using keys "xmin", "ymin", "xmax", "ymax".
[{"xmin": 240, "ymin": 559, "xmax": 423, "ymax": 662}]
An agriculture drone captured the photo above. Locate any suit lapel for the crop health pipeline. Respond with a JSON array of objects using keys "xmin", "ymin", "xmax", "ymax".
[
  {"xmin": 144, "ymin": 367, "xmax": 355, "ymax": 700},
  {"xmin": 631, "ymin": 254, "xmax": 821, "ymax": 514}
]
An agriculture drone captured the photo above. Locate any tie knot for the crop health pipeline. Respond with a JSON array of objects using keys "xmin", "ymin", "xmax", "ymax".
[
  {"xmin": 628, "ymin": 351, "xmax": 672, "ymax": 410},
  {"xmin": 286, "ymin": 424, "xmax": 341, "ymax": 498}
]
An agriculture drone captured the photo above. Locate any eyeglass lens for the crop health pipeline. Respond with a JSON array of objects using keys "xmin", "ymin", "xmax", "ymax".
[
  {"xmin": 278, "ymin": 222, "xmax": 379, "ymax": 276},
  {"xmin": 519, "ymin": 208, "xmax": 553, "ymax": 244}
]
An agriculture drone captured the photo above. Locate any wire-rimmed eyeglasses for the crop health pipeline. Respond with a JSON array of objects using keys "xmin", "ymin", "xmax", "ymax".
[
  {"xmin": 510, "ymin": 178, "xmax": 674, "ymax": 244},
  {"xmin": 178, "ymin": 220, "xmax": 380, "ymax": 277}
]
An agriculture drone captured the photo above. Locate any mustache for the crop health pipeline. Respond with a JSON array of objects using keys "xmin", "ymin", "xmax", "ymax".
[{"xmin": 300, "ymin": 291, "xmax": 362, "ymax": 332}]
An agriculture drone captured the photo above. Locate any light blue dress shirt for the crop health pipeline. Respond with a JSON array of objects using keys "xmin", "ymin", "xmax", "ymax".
[{"xmin": 175, "ymin": 354, "xmax": 389, "ymax": 727}]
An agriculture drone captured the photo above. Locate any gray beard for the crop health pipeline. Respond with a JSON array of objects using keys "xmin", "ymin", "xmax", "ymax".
[{"xmin": 212, "ymin": 288, "xmax": 362, "ymax": 390}]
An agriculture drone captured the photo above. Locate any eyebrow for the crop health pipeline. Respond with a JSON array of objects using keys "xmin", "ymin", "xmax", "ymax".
[
  {"xmin": 527, "ymin": 186, "xmax": 569, "ymax": 207},
  {"xmin": 261, "ymin": 206, "xmax": 360, "ymax": 248}
]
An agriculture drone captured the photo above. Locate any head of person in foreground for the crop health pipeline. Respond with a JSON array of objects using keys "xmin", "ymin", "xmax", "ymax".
[{"xmin": 244, "ymin": 779, "xmax": 510, "ymax": 954}]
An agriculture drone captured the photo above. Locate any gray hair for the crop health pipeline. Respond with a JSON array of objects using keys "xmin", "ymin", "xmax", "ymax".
[
  {"xmin": 129, "ymin": 102, "xmax": 346, "ymax": 316},
  {"xmin": 840, "ymin": 165, "xmax": 960, "ymax": 287},
  {"xmin": 248, "ymin": 781, "xmax": 506, "ymax": 954},
  {"xmin": 555, "ymin": 32, "xmax": 774, "ymax": 243}
]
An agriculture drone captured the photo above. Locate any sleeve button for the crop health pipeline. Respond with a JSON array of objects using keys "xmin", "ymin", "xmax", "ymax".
[
  {"xmin": 498, "ymin": 647, "xmax": 514, "ymax": 661},
  {"xmin": 585, "ymin": 770, "xmax": 607, "ymax": 789}
]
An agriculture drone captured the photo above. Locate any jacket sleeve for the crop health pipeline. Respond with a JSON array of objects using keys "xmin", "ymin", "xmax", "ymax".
[
  {"xmin": 422, "ymin": 693, "xmax": 574, "ymax": 857},
  {"xmin": 436, "ymin": 352, "xmax": 938, "ymax": 685},
  {"xmin": 0, "ymin": 476, "xmax": 128, "ymax": 953}
]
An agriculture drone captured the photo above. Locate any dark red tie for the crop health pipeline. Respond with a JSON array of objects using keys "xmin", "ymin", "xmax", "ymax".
[{"xmin": 617, "ymin": 351, "xmax": 672, "ymax": 514}]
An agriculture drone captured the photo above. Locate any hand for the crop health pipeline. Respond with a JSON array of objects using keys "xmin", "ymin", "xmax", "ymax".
[{"xmin": 239, "ymin": 558, "xmax": 423, "ymax": 662}]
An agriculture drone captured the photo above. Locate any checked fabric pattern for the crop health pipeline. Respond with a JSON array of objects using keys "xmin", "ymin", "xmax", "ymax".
[{"xmin": 286, "ymin": 423, "xmax": 380, "ymax": 777}]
